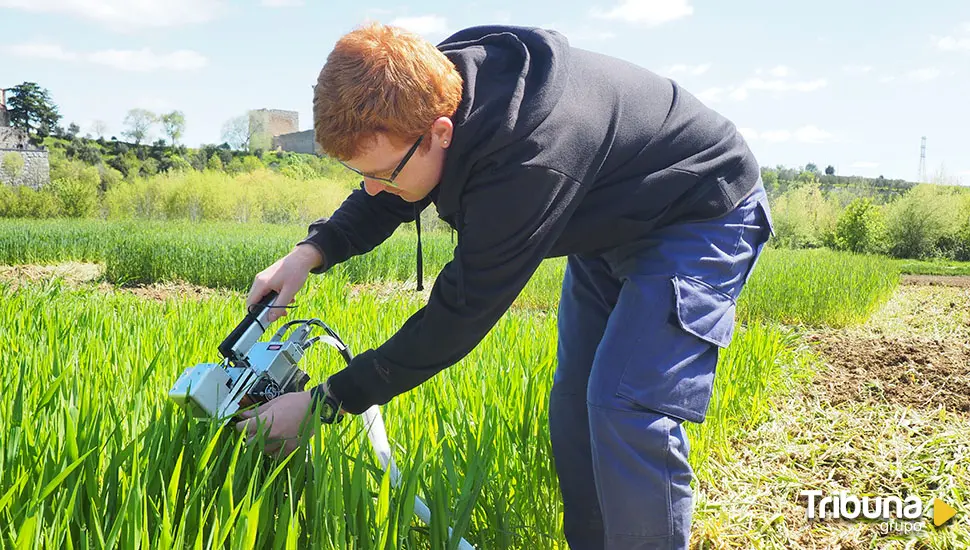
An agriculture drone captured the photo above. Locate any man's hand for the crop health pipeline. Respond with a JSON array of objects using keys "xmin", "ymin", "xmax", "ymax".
[
  {"xmin": 234, "ymin": 391, "xmax": 315, "ymax": 456},
  {"xmin": 246, "ymin": 244, "xmax": 324, "ymax": 324}
]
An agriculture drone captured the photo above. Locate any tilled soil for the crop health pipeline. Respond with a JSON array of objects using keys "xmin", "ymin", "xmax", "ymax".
[
  {"xmin": 805, "ymin": 331, "xmax": 970, "ymax": 414},
  {"xmin": 901, "ymin": 275, "xmax": 970, "ymax": 288}
]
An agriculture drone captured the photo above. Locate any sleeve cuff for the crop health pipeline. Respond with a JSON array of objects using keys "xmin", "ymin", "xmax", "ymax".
[
  {"xmin": 296, "ymin": 222, "xmax": 343, "ymax": 275},
  {"xmin": 325, "ymin": 349, "xmax": 388, "ymax": 414},
  {"xmin": 295, "ymin": 238, "xmax": 330, "ymax": 275}
]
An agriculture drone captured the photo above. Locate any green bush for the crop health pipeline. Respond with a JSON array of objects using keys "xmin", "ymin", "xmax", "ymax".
[
  {"xmin": 884, "ymin": 184, "xmax": 965, "ymax": 259},
  {"xmin": 1, "ymin": 152, "xmax": 25, "ymax": 179},
  {"xmin": 833, "ymin": 197, "xmax": 886, "ymax": 254},
  {"xmin": 206, "ymin": 154, "xmax": 224, "ymax": 171},
  {"xmin": 241, "ymin": 156, "xmax": 263, "ymax": 172},
  {"xmin": 51, "ymin": 177, "xmax": 99, "ymax": 218},
  {"xmin": 98, "ymin": 165, "xmax": 124, "ymax": 193},
  {"xmin": 767, "ymin": 184, "xmax": 840, "ymax": 249},
  {"xmin": 168, "ymin": 155, "xmax": 192, "ymax": 172},
  {"xmin": 0, "ymin": 186, "xmax": 61, "ymax": 217},
  {"xmin": 954, "ymin": 196, "xmax": 970, "ymax": 261}
]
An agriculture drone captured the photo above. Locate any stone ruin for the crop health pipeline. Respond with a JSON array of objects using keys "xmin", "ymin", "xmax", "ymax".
[{"xmin": 0, "ymin": 87, "xmax": 51, "ymax": 190}]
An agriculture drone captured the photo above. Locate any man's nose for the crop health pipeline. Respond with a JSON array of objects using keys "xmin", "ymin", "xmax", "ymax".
[{"xmin": 362, "ymin": 178, "xmax": 386, "ymax": 196}]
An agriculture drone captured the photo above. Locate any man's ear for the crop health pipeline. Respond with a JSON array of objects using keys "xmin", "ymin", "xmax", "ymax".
[{"xmin": 432, "ymin": 116, "xmax": 454, "ymax": 147}]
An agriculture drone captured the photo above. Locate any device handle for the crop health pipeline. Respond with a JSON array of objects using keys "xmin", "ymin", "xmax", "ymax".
[{"xmin": 218, "ymin": 290, "xmax": 278, "ymax": 364}]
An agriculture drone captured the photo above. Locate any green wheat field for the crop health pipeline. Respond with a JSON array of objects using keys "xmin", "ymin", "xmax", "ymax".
[{"xmin": 6, "ymin": 218, "xmax": 959, "ymax": 549}]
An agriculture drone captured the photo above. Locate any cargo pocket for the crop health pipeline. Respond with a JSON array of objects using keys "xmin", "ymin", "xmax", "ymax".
[{"xmin": 672, "ymin": 274, "xmax": 737, "ymax": 348}]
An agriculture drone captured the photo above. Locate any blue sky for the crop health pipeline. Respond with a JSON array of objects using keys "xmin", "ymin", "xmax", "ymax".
[{"xmin": 2, "ymin": 0, "xmax": 968, "ymax": 183}]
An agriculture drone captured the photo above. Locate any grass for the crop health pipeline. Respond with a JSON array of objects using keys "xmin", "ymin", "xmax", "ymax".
[
  {"xmin": 0, "ymin": 219, "xmax": 906, "ymax": 547},
  {"xmin": 0, "ymin": 220, "xmax": 901, "ymax": 330},
  {"xmin": 893, "ymin": 257, "xmax": 970, "ymax": 277},
  {"xmin": 738, "ymin": 247, "xmax": 900, "ymax": 328},
  {"xmin": 1, "ymin": 265, "xmax": 804, "ymax": 548}
]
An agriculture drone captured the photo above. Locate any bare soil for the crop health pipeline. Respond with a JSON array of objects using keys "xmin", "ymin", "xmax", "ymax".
[
  {"xmin": 803, "ymin": 281, "xmax": 970, "ymax": 415},
  {"xmin": 901, "ymin": 274, "xmax": 970, "ymax": 288},
  {"xmin": 805, "ymin": 332, "xmax": 970, "ymax": 414}
]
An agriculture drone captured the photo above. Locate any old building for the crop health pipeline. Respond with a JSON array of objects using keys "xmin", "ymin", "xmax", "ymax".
[
  {"xmin": 0, "ymin": 88, "xmax": 51, "ymax": 189},
  {"xmin": 272, "ymin": 128, "xmax": 320, "ymax": 155}
]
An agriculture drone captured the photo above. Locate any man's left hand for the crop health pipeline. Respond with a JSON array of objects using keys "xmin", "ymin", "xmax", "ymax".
[{"xmin": 234, "ymin": 390, "xmax": 315, "ymax": 456}]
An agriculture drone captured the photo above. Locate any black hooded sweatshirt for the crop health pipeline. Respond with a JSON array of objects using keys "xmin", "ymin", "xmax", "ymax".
[{"xmin": 299, "ymin": 25, "xmax": 761, "ymax": 415}]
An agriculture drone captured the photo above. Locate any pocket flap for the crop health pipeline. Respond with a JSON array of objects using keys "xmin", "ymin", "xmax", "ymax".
[{"xmin": 672, "ymin": 275, "xmax": 737, "ymax": 348}]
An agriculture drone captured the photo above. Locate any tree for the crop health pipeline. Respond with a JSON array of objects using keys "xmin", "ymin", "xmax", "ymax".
[
  {"xmin": 66, "ymin": 122, "xmax": 80, "ymax": 139},
  {"xmin": 805, "ymin": 162, "xmax": 819, "ymax": 174},
  {"xmin": 90, "ymin": 120, "xmax": 108, "ymax": 139},
  {"xmin": 159, "ymin": 111, "xmax": 186, "ymax": 145},
  {"xmin": 122, "ymin": 108, "xmax": 156, "ymax": 145},
  {"xmin": 221, "ymin": 114, "xmax": 264, "ymax": 151},
  {"xmin": 834, "ymin": 198, "xmax": 885, "ymax": 253},
  {"xmin": 825, "ymin": 165, "xmax": 835, "ymax": 176},
  {"xmin": 7, "ymin": 82, "xmax": 62, "ymax": 137}
]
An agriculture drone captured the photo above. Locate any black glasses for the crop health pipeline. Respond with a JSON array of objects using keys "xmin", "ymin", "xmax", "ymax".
[{"xmin": 340, "ymin": 134, "xmax": 424, "ymax": 187}]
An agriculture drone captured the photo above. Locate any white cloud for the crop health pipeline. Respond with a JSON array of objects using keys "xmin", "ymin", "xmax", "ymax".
[
  {"xmin": 740, "ymin": 77, "xmax": 827, "ymax": 93},
  {"xmin": 761, "ymin": 130, "xmax": 791, "ymax": 143},
  {"xmin": 842, "ymin": 64, "xmax": 873, "ymax": 75},
  {"xmin": 4, "ymin": 41, "xmax": 78, "ymax": 61},
  {"xmin": 4, "ymin": 41, "xmax": 208, "ymax": 72},
  {"xmin": 695, "ymin": 87, "xmax": 725, "ymax": 103},
  {"xmin": 794, "ymin": 125, "xmax": 833, "ymax": 144},
  {"xmin": 696, "ymin": 67, "xmax": 827, "ymax": 104},
  {"xmin": 934, "ymin": 23, "xmax": 970, "ymax": 52},
  {"xmin": 590, "ymin": 0, "xmax": 693, "ymax": 27},
  {"xmin": 261, "ymin": 0, "xmax": 303, "ymax": 6},
  {"xmin": 852, "ymin": 161, "xmax": 879, "ymax": 168},
  {"xmin": 737, "ymin": 127, "xmax": 758, "ymax": 141},
  {"xmin": 666, "ymin": 63, "xmax": 711, "ymax": 76},
  {"xmin": 908, "ymin": 68, "xmax": 941, "ymax": 81},
  {"xmin": 768, "ymin": 65, "xmax": 790, "ymax": 77},
  {"xmin": 936, "ymin": 35, "xmax": 970, "ymax": 52},
  {"xmin": 740, "ymin": 125, "xmax": 833, "ymax": 144},
  {"xmin": 88, "ymin": 48, "xmax": 207, "ymax": 72},
  {"xmin": 729, "ymin": 87, "xmax": 748, "ymax": 101},
  {"xmin": 0, "ymin": 0, "xmax": 224, "ymax": 31},
  {"xmin": 390, "ymin": 15, "xmax": 449, "ymax": 36}
]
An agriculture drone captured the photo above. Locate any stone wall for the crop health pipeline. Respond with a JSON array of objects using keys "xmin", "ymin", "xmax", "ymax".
[
  {"xmin": 272, "ymin": 129, "xmax": 320, "ymax": 155},
  {"xmin": 0, "ymin": 127, "xmax": 30, "ymax": 149},
  {"xmin": 0, "ymin": 150, "xmax": 51, "ymax": 189}
]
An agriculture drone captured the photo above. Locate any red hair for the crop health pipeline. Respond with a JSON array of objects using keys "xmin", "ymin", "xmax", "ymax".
[{"xmin": 313, "ymin": 22, "xmax": 464, "ymax": 159}]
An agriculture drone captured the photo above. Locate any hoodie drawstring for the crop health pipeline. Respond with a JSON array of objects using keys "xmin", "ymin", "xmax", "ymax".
[{"xmin": 414, "ymin": 203, "xmax": 424, "ymax": 291}]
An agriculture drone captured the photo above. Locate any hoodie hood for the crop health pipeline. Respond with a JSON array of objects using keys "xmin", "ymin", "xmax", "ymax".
[{"xmin": 434, "ymin": 25, "xmax": 571, "ymax": 218}]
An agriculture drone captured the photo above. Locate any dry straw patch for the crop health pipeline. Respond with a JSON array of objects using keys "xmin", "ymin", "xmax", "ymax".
[{"xmin": 0, "ymin": 262, "xmax": 226, "ymax": 302}]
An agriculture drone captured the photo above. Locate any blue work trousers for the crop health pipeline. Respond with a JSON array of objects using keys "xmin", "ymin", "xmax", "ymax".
[{"xmin": 549, "ymin": 182, "xmax": 774, "ymax": 549}]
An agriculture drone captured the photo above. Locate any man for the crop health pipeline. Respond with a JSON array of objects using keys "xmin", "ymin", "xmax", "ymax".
[{"xmin": 235, "ymin": 22, "xmax": 773, "ymax": 549}]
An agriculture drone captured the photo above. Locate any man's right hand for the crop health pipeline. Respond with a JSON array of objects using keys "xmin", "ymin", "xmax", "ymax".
[{"xmin": 246, "ymin": 244, "xmax": 324, "ymax": 324}]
